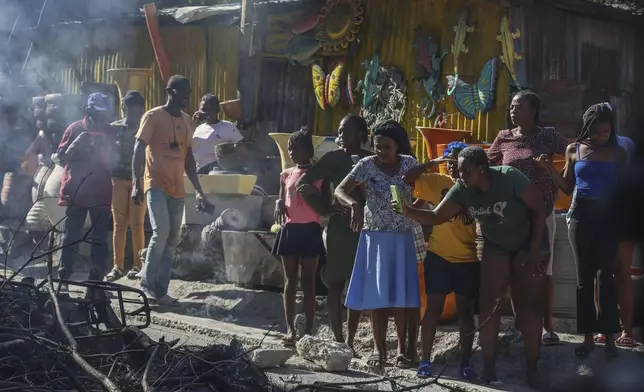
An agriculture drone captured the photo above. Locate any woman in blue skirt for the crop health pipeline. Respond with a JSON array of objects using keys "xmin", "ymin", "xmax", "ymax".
[{"xmin": 335, "ymin": 120, "xmax": 421, "ymax": 368}]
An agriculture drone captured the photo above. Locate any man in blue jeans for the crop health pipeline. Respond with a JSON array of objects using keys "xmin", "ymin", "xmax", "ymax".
[
  {"xmin": 131, "ymin": 75, "xmax": 211, "ymax": 305},
  {"xmin": 57, "ymin": 93, "xmax": 116, "ymax": 282}
]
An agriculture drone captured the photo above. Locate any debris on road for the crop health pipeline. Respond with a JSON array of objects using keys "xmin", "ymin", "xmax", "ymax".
[
  {"xmin": 296, "ymin": 335, "xmax": 354, "ymax": 372},
  {"xmin": 0, "ymin": 275, "xmax": 282, "ymax": 392}
]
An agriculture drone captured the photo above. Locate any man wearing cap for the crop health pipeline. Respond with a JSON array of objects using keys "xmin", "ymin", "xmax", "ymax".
[
  {"xmin": 105, "ymin": 91, "xmax": 147, "ymax": 282},
  {"xmin": 57, "ymin": 92, "xmax": 117, "ymax": 282},
  {"xmin": 191, "ymin": 93, "xmax": 244, "ymax": 174},
  {"xmin": 131, "ymin": 75, "xmax": 212, "ymax": 305}
]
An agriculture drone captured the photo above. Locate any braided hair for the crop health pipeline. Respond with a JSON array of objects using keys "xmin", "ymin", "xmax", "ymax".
[
  {"xmin": 577, "ymin": 102, "xmax": 617, "ymax": 146},
  {"xmin": 341, "ymin": 114, "xmax": 369, "ymax": 144},
  {"xmin": 288, "ymin": 126, "xmax": 315, "ymax": 156},
  {"xmin": 371, "ymin": 120, "xmax": 414, "ymax": 157},
  {"xmin": 513, "ymin": 89, "xmax": 541, "ymax": 125}
]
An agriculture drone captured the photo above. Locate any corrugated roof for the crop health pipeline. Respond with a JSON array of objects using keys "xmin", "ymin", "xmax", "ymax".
[{"xmin": 157, "ymin": 4, "xmax": 242, "ymax": 24}]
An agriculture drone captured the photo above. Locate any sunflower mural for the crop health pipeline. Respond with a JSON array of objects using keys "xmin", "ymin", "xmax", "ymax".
[{"xmin": 316, "ymin": 0, "xmax": 364, "ymax": 53}]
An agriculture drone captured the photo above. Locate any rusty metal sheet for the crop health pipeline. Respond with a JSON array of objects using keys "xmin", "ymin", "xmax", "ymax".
[
  {"xmin": 512, "ymin": 3, "xmax": 642, "ymax": 136},
  {"xmin": 50, "ymin": 24, "xmax": 239, "ymax": 119}
]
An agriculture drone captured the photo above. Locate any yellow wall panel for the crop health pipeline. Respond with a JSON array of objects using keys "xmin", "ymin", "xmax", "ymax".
[{"xmin": 311, "ymin": 0, "xmax": 510, "ymax": 151}]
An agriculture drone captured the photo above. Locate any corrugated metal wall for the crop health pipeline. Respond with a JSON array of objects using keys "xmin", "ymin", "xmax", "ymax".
[
  {"xmin": 510, "ymin": 4, "xmax": 641, "ymax": 138},
  {"xmin": 259, "ymin": 0, "xmax": 509, "ymax": 146},
  {"xmin": 52, "ymin": 24, "xmax": 239, "ymax": 118}
]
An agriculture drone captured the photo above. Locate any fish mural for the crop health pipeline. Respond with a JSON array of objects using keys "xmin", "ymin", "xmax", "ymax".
[
  {"xmin": 413, "ymin": 26, "xmax": 447, "ymax": 119},
  {"xmin": 447, "ymin": 10, "xmax": 474, "ymax": 96},
  {"xmin": 446, "ymin": 57, "xmax": 498, "ymax": 120},
  {"xmin": 345, "ymin": 73, "xmax": 355, "ymax": 105},
  {"xmin": 284, "ymin": 31, "xmax": 322, "ymax": 66},
  {"xmin": 278, "ymin": 11, "xmax": 320, "ymax": 41},
  {"xmin": 497, "ymin": 15, "xmax": 522, "ymax": 89}
]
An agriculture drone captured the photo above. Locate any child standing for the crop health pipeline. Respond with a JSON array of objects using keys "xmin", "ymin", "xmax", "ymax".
[{"xmin": 272, "ymin": 129, "xmax": 325, "ymax": 346}]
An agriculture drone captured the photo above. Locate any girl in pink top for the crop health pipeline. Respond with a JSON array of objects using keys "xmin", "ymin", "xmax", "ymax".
[{"xmin": 272, "ymin": 128, "xmax": 325, "ymax": 346}]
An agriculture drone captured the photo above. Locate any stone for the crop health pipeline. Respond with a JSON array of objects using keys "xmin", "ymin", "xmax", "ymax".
[
  {"xmin": 172, "ymin": 223, "xmax": 226, "ymax": 282},
  {"xmin": 296, "ymin": 335, "xmax": 353, "ymax": 372},
  {"xmin": 249, "ymin": 348, "xmax": 293, "ymax": 369},
  {"xmin": 222, "ymin": 230, "xmax": 284, "ymax": 288}
]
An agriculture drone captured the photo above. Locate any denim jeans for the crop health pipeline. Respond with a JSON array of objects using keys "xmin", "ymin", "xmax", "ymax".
[
  {"xmin": 140, "ymin": 189, "xmax": 184, "ymax": 298},
  {"xmin": 58, "ymin": 204, "xmax": 111, "ymax": 281}
]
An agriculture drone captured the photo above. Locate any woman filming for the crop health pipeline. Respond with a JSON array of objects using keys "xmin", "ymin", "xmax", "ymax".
[{"xmin": 537, "ymin": 103, "xmax": 626, "ymax": 359}]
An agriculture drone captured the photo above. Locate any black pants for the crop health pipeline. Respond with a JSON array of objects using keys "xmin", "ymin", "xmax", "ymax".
[
  {"xmin": 568, "ymin": 198, "xmax": 620, "ymax": 335},
  {"xmin": 58, "ymin": 204, "xmax": 111, "ymax": 281}
]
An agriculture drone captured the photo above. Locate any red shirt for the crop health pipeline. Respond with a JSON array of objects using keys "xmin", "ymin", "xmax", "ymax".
[
  {"xmin": 487, "ymin": 127, "xmax": 568, "ymax": 212},
  {"xmin": 57, "ymin": 118, "xmax": 116, "ymax": 208}
]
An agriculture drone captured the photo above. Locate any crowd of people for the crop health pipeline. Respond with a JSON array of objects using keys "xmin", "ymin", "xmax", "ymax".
[
  {"xmin": 14, "ymin": 73, "xmax": 640, "ymax": 387},
  {"xmin": 274, "ymin": 91, "xmax": 639, "ymax": 387},
  {"xmin": 25, "ymin": 75, "xmax": 245, "ymax": 305}
]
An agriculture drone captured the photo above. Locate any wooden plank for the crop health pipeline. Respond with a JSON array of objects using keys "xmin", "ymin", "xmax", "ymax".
[{"xmin": 143, "ymin": 3, "xmax": 171, "ymax": 85}]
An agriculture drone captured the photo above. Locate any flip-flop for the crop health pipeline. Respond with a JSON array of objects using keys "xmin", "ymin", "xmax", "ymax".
[
  {"xmin": 593, "ymin": 334, "xmax": 606, "ymax": 344},
  {"xmin": 459, "ymin": 364, "xmax": 478, "ymax": 381},
  {"xmin": 281, "ymin": 335, "xmax": 296, "ymax": 347},
  {"xmin": 616, "ymin": 336, "xmax": 637, "ymax": 348},
  {"xmin": 574, "ymin": 343, "xmax": 595, "ymax": 358},
  {"xmin": 395, "ymin": 354, "xmax": 414, "ymax": 369},
  {"xmin": 417, "ymin": 360, "xmax": 432, "ymax": 378},
  {"xmin": 542, "ymin": 331, "xmax": 561, "ymax": 346},
  {"xmin": 366, "ymin": 352, "xmax": 382, "ymax": 368}
]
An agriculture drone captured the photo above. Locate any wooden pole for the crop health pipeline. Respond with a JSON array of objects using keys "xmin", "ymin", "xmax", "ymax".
[{"xmin": 143, "ymin": 3, "xmax": 171, "ymax": 85}]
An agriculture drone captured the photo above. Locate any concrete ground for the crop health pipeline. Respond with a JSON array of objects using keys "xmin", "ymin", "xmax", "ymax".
[{"xmin": 6, "ymin": 255, "xmax": 644, "ymax": 391}]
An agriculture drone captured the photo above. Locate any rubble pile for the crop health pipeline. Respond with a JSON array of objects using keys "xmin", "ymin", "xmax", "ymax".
[{"xmin": 0, "ymin": 275, "xmax": 282, "ymax": 392}]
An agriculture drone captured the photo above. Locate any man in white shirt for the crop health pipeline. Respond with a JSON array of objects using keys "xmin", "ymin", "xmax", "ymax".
[{"xmin": 192, "ymin": 94, "xmax": 244, "ymax": 174}]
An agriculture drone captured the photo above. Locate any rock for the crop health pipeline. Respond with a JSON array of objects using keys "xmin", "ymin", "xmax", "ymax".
[
  {"xmin": 173, "ymin": 224, "xmax": 226, "ymax": 282},
  {"xmin": 296, "ymin": 335, "xmax": 353, "ymax": 372},
  {"xmin": 222, "ymin": 230, "xmax": 284, "ymax": 288},
  {"xmin": 249, "ymin": 348, "xmax": 293, "ymax": 369}
]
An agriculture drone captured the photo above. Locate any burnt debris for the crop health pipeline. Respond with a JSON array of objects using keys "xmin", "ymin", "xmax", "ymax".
[{"xmin": 0, "ymin": 275, "xmax": 282, "ymax": 392}]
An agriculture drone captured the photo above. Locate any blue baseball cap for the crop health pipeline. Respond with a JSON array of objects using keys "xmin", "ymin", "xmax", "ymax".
[{"xmin": 87, "ymin": 93, "xmax": 110, "ymax": 112}]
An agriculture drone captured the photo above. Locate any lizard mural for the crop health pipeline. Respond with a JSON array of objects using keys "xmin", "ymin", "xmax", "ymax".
[{"xmin": 413, "ymin": 26, "xmax": 447, "ymax": 119}]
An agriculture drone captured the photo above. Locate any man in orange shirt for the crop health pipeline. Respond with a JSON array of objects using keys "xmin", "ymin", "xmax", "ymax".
[{"xmin": 131, "ymin": 75, "xmax": 212, "ymax": 305}]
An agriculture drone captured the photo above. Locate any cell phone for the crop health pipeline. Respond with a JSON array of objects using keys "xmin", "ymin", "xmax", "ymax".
[
  {"xmin": 200, "ymin": 203, "xmax": 215, "ymax": 215},
  {"xmin": 390, "ymin": 185, "xmax": 403, "ymax": 214}
]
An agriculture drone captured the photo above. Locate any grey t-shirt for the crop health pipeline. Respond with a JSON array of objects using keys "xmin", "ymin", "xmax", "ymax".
[{"xmin": 444, "ymin": 166, "xmax": 531, "ymax": 252}]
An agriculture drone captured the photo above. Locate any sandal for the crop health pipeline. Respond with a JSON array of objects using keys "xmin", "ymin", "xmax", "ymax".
[
  {"xmin": 281, "ymin": 334, "xmax": 296, "ymax": 347},
  {"xmin": 366, "ymin": 352, "xmax": 382, "ymax": 368},
  {"xmin": 542, "ymin": 331, "xmax": 561, "ymax": 346},
  {"xmin": 417, "ymin": 360, "xmax": 432, "ymax": 378},
  {"xmin": 104, "ymin": 268, "xmax": 122, "ymax": 282},
  {"xmin": 126, "ymin": 267, "xmax": 141, "ymax": 280},
  {"xmin": 459, "ymin": 364, "xmax": 478, "ymax": 381},
  {"xmin": 605, "ymin": 345, "xmax": 619, "ymax": 360},
  {"xmin": 574, "ymin": 343, "xmax": 595, "ymax": 358},
  {"xmin": 593, "ymin": 334, "xmax": 606, "ymax": 344},
  {"xmin": 616, "ymin": 335, "xmax": 636, "ymax": 348},
  {"xmin": 395, "ymin": 354, "xmax": 414, "ymax": 369}
]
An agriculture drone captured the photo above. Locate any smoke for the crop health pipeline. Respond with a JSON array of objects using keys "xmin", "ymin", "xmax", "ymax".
[{"xmin": 0, "ymin": 0, "xmax": 142, "ymax": 174}]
